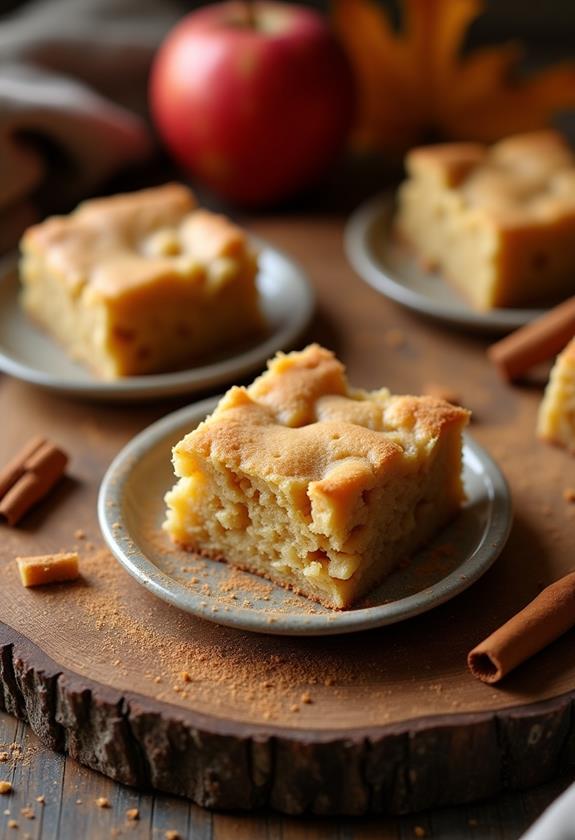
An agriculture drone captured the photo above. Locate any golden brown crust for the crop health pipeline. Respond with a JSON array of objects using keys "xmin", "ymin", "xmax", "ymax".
[
  {"xmin": 406, "ymin": 130, "xmax": 575, "ymax": 227},
  {"xmin": 20, "ymin": 184, "xmax": 252, "ymax": 298},
  {"xmin": 175, "ymin": 345, "xmax": 470, "ymax": 494}
]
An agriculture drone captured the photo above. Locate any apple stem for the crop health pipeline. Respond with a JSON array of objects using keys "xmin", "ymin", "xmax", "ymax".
[{"xmin": 243, "ymin": 0, "xmax": 257, "ymax": 28}]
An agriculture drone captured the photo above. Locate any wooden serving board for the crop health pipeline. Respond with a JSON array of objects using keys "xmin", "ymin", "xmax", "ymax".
[{"xmin": 1, "ymin": 216, "xmax": 575, "ymax": 816}]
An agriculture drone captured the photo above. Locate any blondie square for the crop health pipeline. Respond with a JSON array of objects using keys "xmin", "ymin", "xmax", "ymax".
[
  {"xmin": 397, "ymin": 131, "xmax": 575, "ymax": 309},
  {"xmin": 164, "ymin": 345, "xmax": 470, "ymax": 609},
  {"xmin": 20, "ymin": 184, "xmax": 263, "ymax": 377}
]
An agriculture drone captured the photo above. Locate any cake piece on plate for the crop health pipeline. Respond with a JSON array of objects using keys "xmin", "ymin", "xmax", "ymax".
[
  {"xmin": 164, "ymin": 345, "xmax": 470, "ymax": 609},
  {"xmin": 538, "ymin": 337, "xmax": 575, "ymax": 452},
  {"xmin": 20, "ymin": 184, "xmax": 263, "ymax": 378},
  {"xmin": 396, "ymin": 131, "xmax": 575, "ymax": 310}
]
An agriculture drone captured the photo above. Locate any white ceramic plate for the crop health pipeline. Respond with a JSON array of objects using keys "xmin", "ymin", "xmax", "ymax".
[
  {"xmin": 345, "ymin": 192, "xmax": 549, "ymax": 333},
  {"xmin": 0, "ymin": 239, "xmax": 314, "ymax": 402},
  {"xmin": 98, "ymin": 398, "xmax": 512, "ymax": 636}
]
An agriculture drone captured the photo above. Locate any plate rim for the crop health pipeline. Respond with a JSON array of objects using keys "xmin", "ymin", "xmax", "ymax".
[
  {"xmin": 98, "ymin": 398, "xmax": 513, "ymax": 637},
  {"xmin": 0, "ymin": 237, "xmax": 314, "ymax": 401},
  {"xmin": 344, "ymin": 191, "xmax": 548, "ymax": 333}
]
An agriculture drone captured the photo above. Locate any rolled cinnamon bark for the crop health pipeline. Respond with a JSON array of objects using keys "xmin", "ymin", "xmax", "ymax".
[
  {"xmin": 0, "ymin": 439, "xmax": 68, "ymax": 525},
  {"xmin": 488, "ymin": 296, "xmax": 575, "ymax": 381},
  {"xmin": 468, "ymin": 572, "xmax": 575, "ymax": 683},
  {"xmin": 0, "ymin": 436, "xmax": 45, "ymax": 498}
]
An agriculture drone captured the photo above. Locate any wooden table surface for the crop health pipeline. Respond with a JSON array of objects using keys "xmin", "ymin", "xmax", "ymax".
[
  {"xmin": 0, "ymin": 710, "xmax": 573, "ymax": 839},
  {"xmin": 2, "ymin": 205, "xmax": 575, "ymax": 837}
]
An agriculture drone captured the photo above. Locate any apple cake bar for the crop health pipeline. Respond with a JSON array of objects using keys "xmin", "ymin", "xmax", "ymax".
[
  {"xmin": 538, "ymin": 337, "xmax": 575, "ymax": 453},
  {"xmin": 397, "ymin": 131, "xmax": 575, "ymax": 310},
  {"xmin": 164, "ymin": 345, "xmax": 470, "ymax": 609},
  {"xmin": 20, "ymin": 184, "xmax": 263, "ymax": 378}
]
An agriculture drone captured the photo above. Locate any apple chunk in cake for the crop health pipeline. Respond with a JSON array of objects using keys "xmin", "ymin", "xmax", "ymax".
[
  {"xmin": 20, "ymin": 183, "xmax": 263, "ymax": 378},
  {"xmin": 164, "ymin": 345, "xmax": 470, "ymax": 609}
]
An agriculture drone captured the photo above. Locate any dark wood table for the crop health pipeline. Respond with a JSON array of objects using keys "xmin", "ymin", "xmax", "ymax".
[
  {"xmin": 1, "ymin": 711, "xmax": 573, "ymax": 839},
  {"xmin": 1, "ymin": 209, "xmax": 575, "ymax": 838}
]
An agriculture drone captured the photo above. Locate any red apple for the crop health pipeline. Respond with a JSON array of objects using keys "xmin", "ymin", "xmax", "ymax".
[{"xmin": 150, "ymin": 1, "xmax": 355, "ymax": 206}]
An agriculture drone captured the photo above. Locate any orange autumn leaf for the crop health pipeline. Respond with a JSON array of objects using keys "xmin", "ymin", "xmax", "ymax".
[{"xmin": 333, "ymin": 0, "xmax": 575, "ymax": 153}]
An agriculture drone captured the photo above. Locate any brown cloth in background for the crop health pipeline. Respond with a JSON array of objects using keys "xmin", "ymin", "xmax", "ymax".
[{"xmin": 0, "ymin": 0, "xmax": 182, "ymax": 251}]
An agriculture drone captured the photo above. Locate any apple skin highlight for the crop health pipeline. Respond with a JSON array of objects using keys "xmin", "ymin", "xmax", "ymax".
[{"xmin": 150, "ymin": 1, "xmax": 356, "ymax": 207}]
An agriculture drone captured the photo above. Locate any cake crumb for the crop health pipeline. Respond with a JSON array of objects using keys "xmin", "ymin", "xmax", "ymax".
[
  {"xmin": 0, "ymin": 782, "xmax": 13, "ymax": 794},
  {"xmin": 290, "ymin": 704, "xmax": 300, "ymax": 713},
  {"xmin": 74, "ymin": 529, "xmax": 86, "ymax": 540},
  {"xmin": 180, "ymin": 671, "xmax": 192, "ymax": 683},
  {"xmin": 563, "ymin": 487, "xmax": 575, "ymax": 503},
  {"xmin": 324, "ymin": 677, "xmax": 336, "ymax": 687},
  {"xmin": 95, "ymin": 797, "xmax": 111, "ymax": 809},
  {"xmin": 165, "ymin": 832, "xmax": 181, "ymax": 840},
  {"xmin": 301, "ymin": 691, "xmax": 312, "ymax": 704},
  {"xmin": 76, "ymin": 799, "xmax": 82, "ymax": 805},
  {"xmin": 20, "ymin": 807, "xmax": 34, "ymax": 820},
  {"xmin": 126, "ymin": 808, "xmax": 139, "ymax": 821},
  {"xmin": 7, "ymin": 819, "xmax": 17, "ymax": 829},
  {"xmin": 35, "ymin": 796, "xmax": 45, "ymax": 805},
  {"xmin": 0, "ymin": 753, "xmax": 8, "ymax": 762}
]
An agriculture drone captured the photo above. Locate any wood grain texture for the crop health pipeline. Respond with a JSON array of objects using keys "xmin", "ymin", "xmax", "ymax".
[
  {"xmin": 1, "ymin": 215, "xmax": 575, "ymax": 814},
  {"xmin": 0, "ymin": 709, "xmax": 573, "ymax": 840}
]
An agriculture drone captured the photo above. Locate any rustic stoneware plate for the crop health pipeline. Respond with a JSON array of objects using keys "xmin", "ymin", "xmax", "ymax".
[
  {"xmin": 345, "ymin": 192, "xmax": 549, "ymax": 333},
  {"xmin": 0, "ymin": 240, "xmax": 314, "ymax": 402},
  {"xmin": 98, "ymin": 397, "xmax": 512, "ymax": 636}
]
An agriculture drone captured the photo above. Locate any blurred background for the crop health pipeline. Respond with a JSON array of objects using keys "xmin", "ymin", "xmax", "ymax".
[{"xmin": 1, "ymin": 0, "xmax": 575, "ymax": 250}]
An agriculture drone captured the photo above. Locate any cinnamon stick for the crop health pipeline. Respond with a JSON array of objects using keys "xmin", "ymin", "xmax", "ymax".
[
  {"xmin": 468, "ymin": 572, "xmax": 575, "ymax": 683},
  {"xmin": 0, "ymin": 436, "xmax": 45, "ymax": 498},
  {"xmin": 0, "ymin": 438, "xmax": 68, "ymax": 526},
  {"xmin": 488, "ymin": 296, "xmax": 575, "ymax": 381}
]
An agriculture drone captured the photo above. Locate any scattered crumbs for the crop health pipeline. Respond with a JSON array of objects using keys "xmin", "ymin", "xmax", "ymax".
[
  {"xmin": 7, "ymin": 819, "xmax": 18, "ymax": 829},
  {"xmin": 112, "ymin": 522, "xmax": 121, "ymax": 529},
  {"xmin": 20, "ymin": 807, "xmax": 34, "ymax": 820},
  {"xmin": 126, "ymin": 808, "xmax": 139, "ymax": 821},
  {"xmin": 301, "ymin": 691, "xmax": 312, "ymax": 704},
  {"xmin": 290, "ymin": 704, "xmax": 300, "ymax": 713},
  {"xmin": 35, "ymin": 796, "xmax": 45, "ymax": 805},
  {"xmin": 74, "ymin": 529, "xmax": 86, "ymax": 540},
  {"xmin": 0, "ymin": 753, "xmax": 8, "ymax": 762},
  {"xmin": 76, "ymin": 800, "xmax": 82, "ymax": 805},
  {"xmin": 422, "ymin": 383, "xmax": 461, "ymax": 405},
  {"xmin": 384, "ymin": 328, "xmax": 405, "ymax": 349},
  {"xmin": 95, "ymin": 797, "xmax": 111, "ymax": 809},
  {"xmin": 563, "ymin": 487, "xmax": 575, "ymax": 503},
  {"xmin": 414, "ymin": 827, "xmax": 427, "ymax": 838},
  {"xmin": 189, "ymin": 577, "xmax": 199, "ymax": 584},
  {"xmin": 165, "ymin": 832, "xmax": 182, "ymax": 840},
  {"xmin": 0, "ymin": 781, "xmax": 12, "ymax": 794},
  {"xmin": 180, "ymin": 671, "xmax": 192, "ymax": 683},
  {"xmin": 153, "ymin": 676, "xmax": 162, "ymax": 684},
  {"xmin": 468, "ymin": 817, "xmax": 479, "ymax": 827}
]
